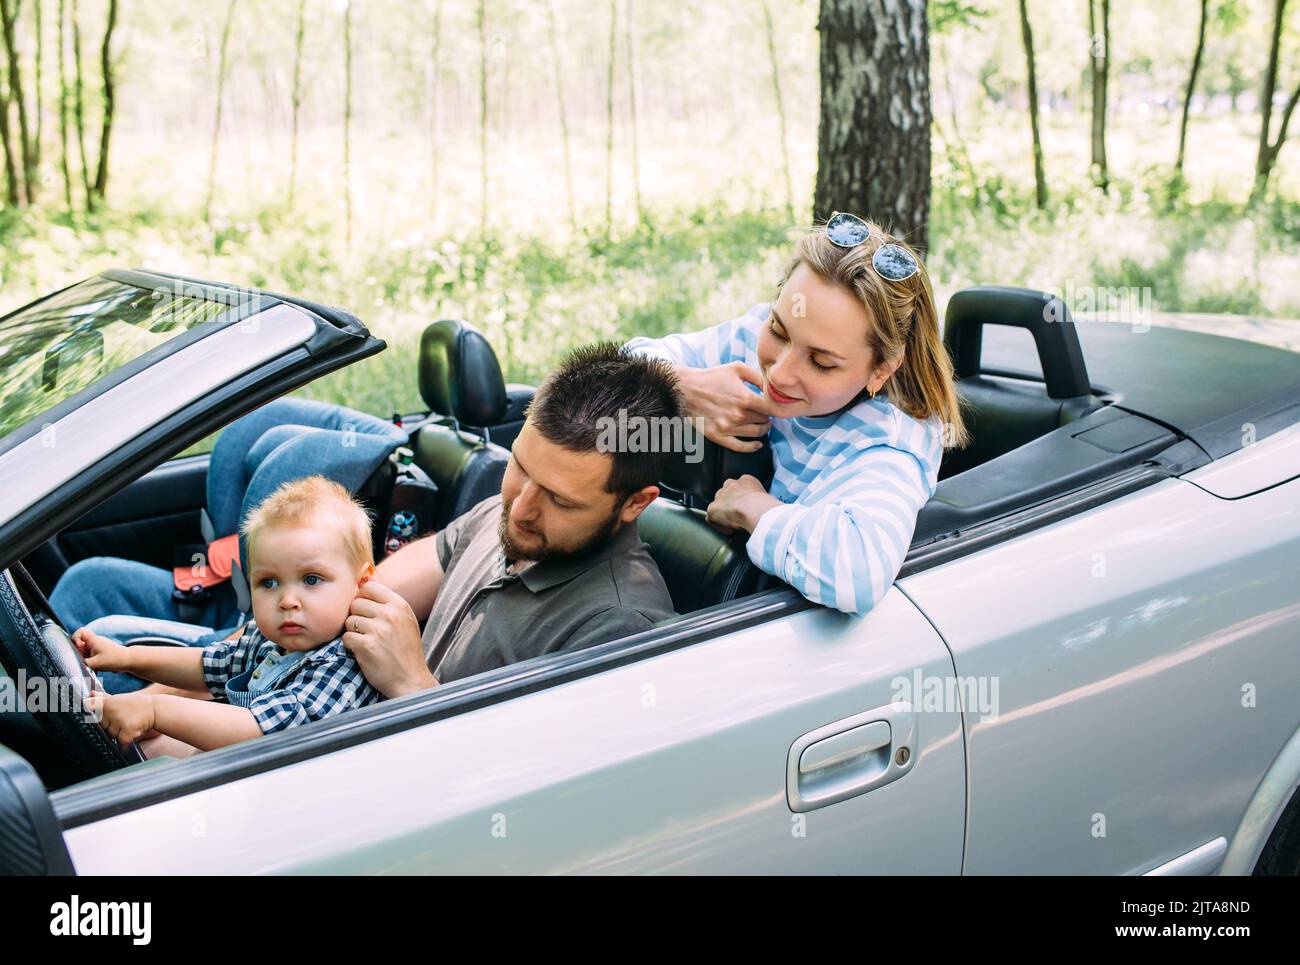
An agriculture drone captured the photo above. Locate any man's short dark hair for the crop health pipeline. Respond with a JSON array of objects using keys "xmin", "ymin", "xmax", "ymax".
[{"xmin": 528, "ymin": 342, "xmax": 685, "ymax": 499}]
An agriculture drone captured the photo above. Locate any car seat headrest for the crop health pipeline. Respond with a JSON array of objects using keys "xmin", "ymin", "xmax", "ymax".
[
  {"xmin": 418, "ymin": 319, "xmax": 509, "ymax": 426},
  {"xmin": 659, "ymin": 439, "xmax": 774, "ymax": 506}
]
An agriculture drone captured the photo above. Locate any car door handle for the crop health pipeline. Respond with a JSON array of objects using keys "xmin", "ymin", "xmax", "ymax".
[{"xmin": 786, "ymin": 702, "xmax": 916, "ymax": 813}]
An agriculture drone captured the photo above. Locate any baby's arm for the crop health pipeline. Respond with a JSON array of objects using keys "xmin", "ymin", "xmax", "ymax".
[
  {"xmin": 73, "ymin": 628, "xmax": 207, "ymax": 691},
  {"xmin": 88, "ymin": 691, "xmax": 261, "ymax": 751}
]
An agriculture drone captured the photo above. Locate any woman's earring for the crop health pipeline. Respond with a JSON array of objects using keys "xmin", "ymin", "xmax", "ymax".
[{"xmin": 868, "ymin": 385, "xmax": 876, "ymax": 399}]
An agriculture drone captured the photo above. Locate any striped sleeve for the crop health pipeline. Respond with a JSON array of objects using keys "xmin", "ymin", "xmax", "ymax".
[
  {"xmin": 746, "ymin": 445, "xmax": 930, "ymax": 616},
  {"xmin": 623, "ymin": 303, "xmax": 769, "ymax": 368}
]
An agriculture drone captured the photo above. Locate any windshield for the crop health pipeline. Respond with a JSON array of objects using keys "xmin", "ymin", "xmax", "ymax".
[{"xmin": 0, "ymin": 276, "xmax": 254, "ymax": 440}]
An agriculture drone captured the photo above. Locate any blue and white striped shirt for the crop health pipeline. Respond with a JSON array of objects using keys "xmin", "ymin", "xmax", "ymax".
[{"xmin": 626, "ymin": 303, "xmax": 945, "ymax": 616}]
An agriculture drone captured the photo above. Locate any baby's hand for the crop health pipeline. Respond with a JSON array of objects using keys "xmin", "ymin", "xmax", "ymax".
[
  {"xmin": 85, "ymin": 691, "xmax": 156, "ymax": 746},
  {"xmin": 72, "ymin": 627, "xmax": 132, "ymax": 672}
]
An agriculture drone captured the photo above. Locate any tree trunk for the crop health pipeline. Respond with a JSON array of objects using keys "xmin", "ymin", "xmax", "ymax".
[
  {"xmin": 33, "ymin": 0, "xmax": 41, "ymax": 178},
  {"xmin": 604, "ymin": 0, "xmax": 616, "ymax": 237},
  {"xmin": 428, "ymin": 0, "xmax": 440, "ymax": 223},
  {"xmin": 56, "ymin": 0, "xmax": 69, "ymax": 208},
  {"xmin": 70, "ymin": 0, "xmax": 91, "ymax": 208},
  {"xmin": 0, "ymin": 49, "xmax": 17, "ymax": 205},
  {"xmin": 342, "ymin": 0, "xmax": 352, "ymax": 247},
  {"xmin": 544, "ymin": 0, "xmax": 576, "ymax": 233},
  {"xmin": 1175, "ymin": 0, "xmax": 1209, "ymax": 177},
  {"xmin": 814, "ymin": 0, "xmax": 931, "ymax": 247},
  {"xmin": 476, "ymin": 0, "xmax": 486, "ymax": 236},
  {"xmin": 203, "ymin": 0, "xmax": 237, "ymax": 226},
  {"xmin": 288, "ymin": 0, "xmax": 305, "ymax": 210},
  {"xmin": 624, "ymin": 0, "xmax": 642, "ymax": 223},
  {"xmin": 91, "ymin": 0, "xmax": 115, "ymax": 202},
  {"xmin": 1252, "ymin": 0, "xmax": 1299, "ymax": 202},
  {"xmin": 1016, "ymin": 0, "xmax": 1047, "ymax": 208},
  {"xmin": 1087, "ymin": 0, "xmax": 1109, "ymax": 191},
  {"xmin": 1, "ymin": 0, "xmax": 34, "ymax": 204},
  {"xmin": 761, "ymin": 0, "xmax": 795, "ymax": 221}
]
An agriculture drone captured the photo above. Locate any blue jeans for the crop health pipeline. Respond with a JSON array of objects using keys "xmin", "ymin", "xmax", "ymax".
[{"xmin": 79, "ymin": 613, "xmax": 232, "ymax": 694}]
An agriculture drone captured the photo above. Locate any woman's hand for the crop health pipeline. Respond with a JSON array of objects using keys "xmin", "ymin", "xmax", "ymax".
[
  {"xmin": 72, "ymin": 627, "xmax": 132, "ymax": 673},
  {"xmin": 673, "ymin": 362, "xmax": 772, "ymax": 453},
  {"xmin": 705, "ymin": 475, "xmax": 782, "ymax": 534}
]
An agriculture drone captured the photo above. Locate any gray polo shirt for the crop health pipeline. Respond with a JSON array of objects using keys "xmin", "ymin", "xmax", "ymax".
[{"xmin": 421, "ymin": 494, "xmax": 676, "ymax": 684}]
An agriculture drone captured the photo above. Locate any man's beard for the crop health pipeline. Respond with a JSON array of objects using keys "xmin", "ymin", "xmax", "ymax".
[{"xmin": 498, "ymin": 498, "xmax": 625, "ymax": 565}]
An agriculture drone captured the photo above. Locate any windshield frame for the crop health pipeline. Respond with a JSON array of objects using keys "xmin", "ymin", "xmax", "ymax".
[{"xmin": 0, "ymin": 270, "xmax": 274, "ymax": 460}]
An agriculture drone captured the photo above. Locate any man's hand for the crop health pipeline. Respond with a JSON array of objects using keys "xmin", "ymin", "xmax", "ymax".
[
  {"xmin": 86, "ymin": 691, "xmax": 156, "ymax": 746},
  {"xmin": 705, "ymin": 474, "xmax": 782, "ymax": 534},
  {"xmin": 72, "ymin": 627, "xmax": 133, "ymax": 673},
  {"xmin": 344, "ymin": 580, "xmax": 439, "ymax": 699},
  {"xmin": 674, "ymin": 362, "xmax": 772, "ymax": 453}
]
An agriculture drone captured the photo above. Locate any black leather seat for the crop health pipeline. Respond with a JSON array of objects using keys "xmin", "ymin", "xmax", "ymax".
[
  {"xmin": 412, "ymin": 320, "xmax": 512, "ymax": 528},
  {"xmin": 938, "ymin": 286, "xmax": 1106, "ymax": 479},
  {"xmin": 637, "ymin": 441, "xmax": 775, "ymax": 614}
]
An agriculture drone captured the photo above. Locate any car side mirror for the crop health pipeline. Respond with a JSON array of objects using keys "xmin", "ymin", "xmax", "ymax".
[{"xmin": 0, "ymin": 743, "xmax": 75, "ymax": 875}]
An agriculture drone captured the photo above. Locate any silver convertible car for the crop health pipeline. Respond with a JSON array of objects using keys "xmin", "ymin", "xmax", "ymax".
[{"xmin": 1, "ymin": 269, "xmax": 1298, "ymax": 875}]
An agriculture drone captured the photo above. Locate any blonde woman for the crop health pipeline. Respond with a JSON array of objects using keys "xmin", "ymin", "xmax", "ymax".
[{"xmin": 626, "ymin": 213, "xmax": 969, "ymax": 615}]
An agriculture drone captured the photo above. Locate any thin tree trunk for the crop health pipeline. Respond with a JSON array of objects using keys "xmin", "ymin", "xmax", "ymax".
[
  {"xmin": 760, "ymin": 0, "xmax": 795, "ymax": 221},
  {"xmin": 342, "ymin": 0, "xmax": 352, "ymax": 247},
  {"xmin": 287, "ymin": 0, "xmax": 305, "ymax": 210},
  {"xmin": 203, "ymin": 0, "xmax": 237, "ymax": 226},
  {"xmin": 1087, "ymin": 0, "xmax": 1109, "ymax": 191},
  {"xmin": 476, "ymin": 0, "xmax": 486, "ymax": 236},
  {"xmin": 1252, "ymin": 0, "xmax": 1298, "ymax": 202},
  {"xmin": 813, "ymin": 0, "xmax": 931, "ymax": 247},
  {"xmin": 603, "ymin": 0, "xmax": 615, "ymax": 237},
  {"xmin": 1175, "ymin": 0, "xmax": 1209, "ymax": 177},
  {"xmin": 544, "ymin": 0, "xmax": 575, "ymax": 234},
  {"xmin": 1017, "ymin": 0, "xmax": 1047, "ymax": 208},
  {"xmin": 90, "ymin": 0, "xmax": 115, "ymax": 202},
  {"xmin": 33, "ymin": 0, "xmax": 41, "ymax": 177},
  {"xmin": 624, "ymin": 0, "xmax": 642, "ymax": 223},
  {"xmin": 428, "ymin": 0, "xmax": 440, "ymax": 223},
  {"xmin": 1, "ymin": 0, "xmax": 34, "ymax": 204},
  {"xmin": 70, "ymin": 0, "xmax": 91, "ymax": 208},
  {"xmin": 56, "ymin": 0, "xmax": 69, "ymax": 208},
  {"xmin": 0, "ymin": 50, "xmax": 17, "ymax": 205}
]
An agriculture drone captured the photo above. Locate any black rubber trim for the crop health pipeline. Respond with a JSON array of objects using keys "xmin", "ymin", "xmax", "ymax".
[
  {"xmin": 52, "ymin": 589, "xmax": 813, "ymax": 826},
  {"xmin": 901, "ymin": 464, "xmax": 1172, "ymax": 576}
]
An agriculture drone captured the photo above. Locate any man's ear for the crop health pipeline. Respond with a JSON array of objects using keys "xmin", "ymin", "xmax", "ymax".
[{"xmin": 619, "ymin": 485, "xmax": 660, "ymax": 524}]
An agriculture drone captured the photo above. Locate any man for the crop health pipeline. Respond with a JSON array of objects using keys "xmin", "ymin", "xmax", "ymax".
[{"xmin": 342, "ymin": 342, "xmax": 681, "ymax": 698}]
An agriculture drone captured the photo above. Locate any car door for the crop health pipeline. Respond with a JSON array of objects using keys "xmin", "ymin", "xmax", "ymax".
[
  {"xmin": 897, "ymin": 466, "xmax": 1300, "ymax": 875},
  {"xmin": 57, "ymin": 587, "xmax": 965, "ymax": 874}
]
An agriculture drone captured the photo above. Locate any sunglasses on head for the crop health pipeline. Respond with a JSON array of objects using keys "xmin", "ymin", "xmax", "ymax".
[{"xmin": 825, "ymin": 211, "xmax": 921, "ymax": 282}]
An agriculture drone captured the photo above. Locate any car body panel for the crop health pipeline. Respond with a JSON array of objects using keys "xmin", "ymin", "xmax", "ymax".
[
  {"xmin": 63, "ymin": 592, "xmax": 965, "ymax": 874},
  {"xmin": 1181, "ymin": 420, "xmax": 1300, "ymax": 498},
  {"xmin": 899, "ymin": 448, "xmax": 1300, "ymax": 874}
]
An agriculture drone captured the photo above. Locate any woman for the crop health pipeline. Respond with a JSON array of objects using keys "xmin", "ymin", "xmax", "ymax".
[{"xmin": 625, "ymin": 213, "xmax": 969, "ymax": 616}]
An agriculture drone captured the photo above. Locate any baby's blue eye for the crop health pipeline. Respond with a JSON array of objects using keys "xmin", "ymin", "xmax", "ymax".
[
  {"xmin": 259, "ymin": 578, "xmax": 278, "ymax": 590},
  {"xmin": 303, "ymin": 574, "xmax": 322, "ymax": 586}
]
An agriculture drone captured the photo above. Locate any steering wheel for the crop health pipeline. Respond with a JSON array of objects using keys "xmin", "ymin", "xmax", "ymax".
[{"xmin": 0, "ymin": 564, "xmax": 143, "ymax": 787}]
